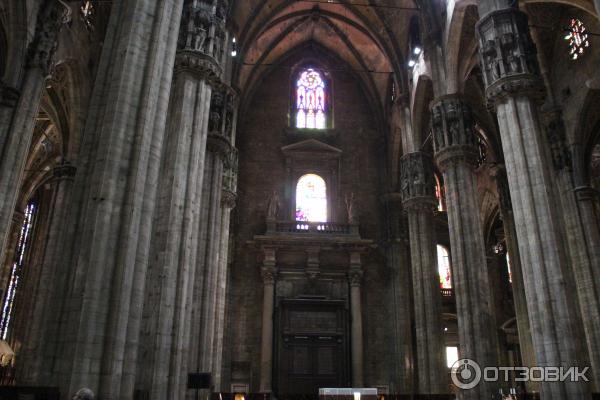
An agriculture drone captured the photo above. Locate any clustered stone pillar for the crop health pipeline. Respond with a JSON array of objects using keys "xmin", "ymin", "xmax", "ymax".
[
  {"xmin": 136, "ymin": 1, "xmax": 229, "ymax": 398},
  {"xmin": 34, "ymin": 0, "xmax": 186, "ymax": 398},
  {"xmin": 0, "ymin": 0, "xmax": 70, "ymax": 276},
  {"xmin": 399, "ymin": 152, "xmax": 446, "ymax": 394},
  {"xmin": 19, "ymin": 163, "xmax": 77, "ymax": 384},
  {"xmin": 259, "ymin": 247, "xmax": 276, "ymax": 393},
  {"xmin": 431, "ymin": 95, "xmax": 498, "ymax": 400},
  {"xmin": 543, "ymin": 110, "xmax": 600, "ymax": 391},
  {"xmin": 476, "ymin": 2, "xmax": 591, "ymax": 398},
  {"xmin": 492, "ymin": 167, "xmax": 537, "ymax": 392},
  {"xmin": 349, "ymin": 251, "xmax": 364, "ymax": 387}
]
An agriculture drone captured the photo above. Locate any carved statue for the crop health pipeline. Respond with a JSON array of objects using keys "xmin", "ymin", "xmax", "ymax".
[
  {"xmin": 267, "ymin": 190, "xmax": 280, "ymax": 221},
  {"xmin": 345, "ymin": 192, "xmax": 357, "ymax": 224}
]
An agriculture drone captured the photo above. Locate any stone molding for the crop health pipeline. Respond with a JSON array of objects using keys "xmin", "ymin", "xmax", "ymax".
[
  {"xmin": 26, "ymin": 0, "xmax": 71, "ymax": 76},
  {"xmin": 52, "ymin": 162, "xmax": 77, "ymax": 181},
  {"xmin": 431, "ymin": 95, "xmax": 478, "ymax": 171},
  {"xmin": 399, "ymin": 151, "xmax": 437, "ymax": 210},
  {"xmin": 0, "ymin": 81, "xmax": 20, "ymax": 108},
  {"xmin": 476, "ymin": 7, "xmax": 544, "ymax": 105}
]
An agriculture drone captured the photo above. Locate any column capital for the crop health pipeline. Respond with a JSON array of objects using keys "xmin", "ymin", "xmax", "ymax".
[
  {"xmin": 431, "ymin": 95, "xmax": 478, "ymax": 171},
  {"xmin": 221, "ymin": 189, "xmax": 237, "ymax": 209},
  {"xmin": 52, "ymin": 162, "xmax": 77, "ymax": 181},
  {"xmin": 476, "ymin": 7, "xmax": 544, "ymax": 105},
  {"xmin": 400, "ymin": 151, "xmax": 437, "ymax": 210},
  {"xmin": 261, "ymin": 266, "xmax": 276, "ymax": 285},
  {"xmin": 174, "ymin": 51, "xmax": 223, "ymax": 83},
  {"xmin": 348, "ymin": 268, "xmax": 363, "ymax": 287},
  {"xmin": 26, "ymin": 0, "xmax": 71, "ymax": 76},
  {"xmin": 0, "ymin": 81, "xmax": 20, "ymax": 108},
  {"xmin": 541, "ymin": 107, "xmax": 572, "ymax": 171}
]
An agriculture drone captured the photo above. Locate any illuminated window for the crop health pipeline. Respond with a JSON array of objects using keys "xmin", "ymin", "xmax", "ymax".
[
  {"xmin": 565, "ymin": 18, "xmax": 589, "ymax": 60},
  {"xmin": 437, "ymin": 245, "xmax": 452, "ymax": 289},
  {"xmin": 435, "ymin": 174, "xmax": 445, "ymax": 211},
  {"xmin": 295, "ymin": 174, "xmax": 327, "ymax": 222},
  {"xmin": 446, "ymin": 346, "xmax": 459, "ymax": 368},
  {"xmin": 0, "ymin": 201, "xmax": 37, "ymax": 340},
  {"xmin": 506, "ymin": 253, "xmax": 512, "ymax": 283},
  {"xmin": 295, "ymin": 68, "xmax": 326, "ymax": 129}
]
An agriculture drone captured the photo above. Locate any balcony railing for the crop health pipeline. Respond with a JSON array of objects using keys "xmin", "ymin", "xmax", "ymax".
[{"xmin": 267, "ymin": 220, "xmax": 359, "ymax": 236}]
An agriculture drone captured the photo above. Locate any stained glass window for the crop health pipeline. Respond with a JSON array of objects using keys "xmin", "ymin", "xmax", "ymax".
[
  {"xmin": 0, "ymin": 201, "xmax": 37, "ymax": 340},
  {"xmin": 295, "ymin": 68, "xmax": 326, "ymax": 129},
  {"xmin": 446, "ymin": 346, "xmax": 459, "ymax": 368},
  {"xmin": 565, "ymin": 18, "xmax": 589, "ymax": 60},
  {"xmin": 295, "ymin": 174, "xmax": 327, "ymax": 222},
  {"xmin": 437, "ymin": 245, "xmax": 452, "ymax": 289}
]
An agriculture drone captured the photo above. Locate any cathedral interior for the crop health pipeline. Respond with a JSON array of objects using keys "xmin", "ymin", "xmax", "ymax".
[{"xmin": 0, "ymin": 0, "xmax": 599, "ymax": 399}]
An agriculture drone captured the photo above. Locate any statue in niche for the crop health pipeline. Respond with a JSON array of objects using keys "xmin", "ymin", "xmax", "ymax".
[
  {"xmin": 345, "ymin": 192, "xmax": 357, "ymax": 224},
  {"xmin": 267, "ymin": 190, "xmax": 280, "ymax": 221}
]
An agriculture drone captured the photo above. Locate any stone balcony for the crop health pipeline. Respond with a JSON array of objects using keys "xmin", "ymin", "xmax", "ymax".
[{"xmin": 266, "ymin": 220, "xmax": 359, "ymax": 237}]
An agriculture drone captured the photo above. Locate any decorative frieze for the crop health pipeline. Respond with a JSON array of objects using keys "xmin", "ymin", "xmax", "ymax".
[
  {"xmin": 26, "ymin": 0, "xmax": 72, "ymax": 76},
  {"xmin": 431, "ymin": 96, "xmax": 478, "ymax": 170},
  {"xmin": 399, "ymin": 152, "xmax": 436, "ymax": 209},
  {"xmin": 476, "ymin": 7, "xmax": 544, "ymax": 103}
]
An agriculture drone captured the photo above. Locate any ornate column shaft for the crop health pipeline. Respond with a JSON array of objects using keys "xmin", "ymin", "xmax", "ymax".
[
  {"xmin": 542, "ymin": 110, "xmax": 600, "ymax": 391},
  {"xmin": 0, "ymin": 0, "xmax": 70, "ymax": 281},
  {"xmin": 211, "ymin": 148, "xmax": 238, "ymax": 391},
  {"xmin": 477, "ymin": 4, "xmax": 591, "ymax": 398},
  {"xmin": 431, "ymin": 95, "xmax": 498, "ymax": 400},
  {"xmin": 44, "ymin": 1, "xmax": 186, "ymax": 398},
  {"xmin": 349, "ymin": 252, "xmax": 364, "ymax": 387},
  {"xmin": 399, "ymin": 152, "xmax": 446, "ymax": 394},
  {"xmin": 492, "ymin": 167, "xmax": 537, "ymax": 392},
  {"xmin": 137, "ymin": 1, "xmax": 226, "ymax": 398},
  {"xmin": 259, "ymin": 248, "xmax": 276, "ymax": 393},
  {"xmin": 18, "ymin": 163, "xmax": 77, "ymax": 385}
]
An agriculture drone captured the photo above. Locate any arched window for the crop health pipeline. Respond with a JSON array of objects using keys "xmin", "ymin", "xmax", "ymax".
[
  {"xmin": 435, "ymin": 174, "xmax": 445, "ymax": 211},
  {"xmin": 295, "ymin": 174, "xmax": 327, "ymax": 222},
  {"xmin": 295, "ymin": 68, "xmax": 327, "ymax": 129},
  {"xmin": 0, "ymin": 200, "xmax": 37, "ymax": 339},
  {"xmin": 437, "ymin": 245, "xmax": 452, "ymax": 289}
]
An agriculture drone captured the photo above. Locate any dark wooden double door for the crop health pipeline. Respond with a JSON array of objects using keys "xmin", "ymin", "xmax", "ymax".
[{"xmin": 275, "ymin": 299, "xmax": 350, "ymax": 396}]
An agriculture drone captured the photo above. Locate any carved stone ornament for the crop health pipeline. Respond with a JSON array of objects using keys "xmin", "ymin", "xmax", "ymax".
[
  {"xmin": 476, "ymin": 7, "xmax": 544, "ymax": 104},
  {"xmin": 399, "ymin": 152, "xmax": 437, "ymax": 209},
  {"xmin": 261, "ymin": 266, "xmax": 276, "ymax": 285},
  {"xmin": 430, "ymin": 95, "xmax": 478, "ymax": 171},
  {"xmin": 348, "ymin": 268, "xmax": 363, "ymax": 287},
  {"xmin": 0, "ymin": 81, "xmax": 20, "ymax": 108},
  {"xmin": 26, "ymin": 0, "xmax": 72, "ymax": 76}
]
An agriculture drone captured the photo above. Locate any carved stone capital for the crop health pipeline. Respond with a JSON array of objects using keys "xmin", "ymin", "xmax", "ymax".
[
  {"xmin": 174, "ymin": 51, "xmax": 222, "ymax": 84},
  {"xmin": 431, "ymin": 95, "xmax": 478, "ymax": 171},
  {"xmin": 221, "ymin": 189, "xmax": 237, "ymax": 209},
  {"xmin": 541, "ymin": 108, "xmax": 572, "ymax": 171},
  {"xmin": 207, "ymin": 132, "xmax": 232, "ymax": 160},
  {"xmin": 0, "ymin": 81, "xmax": 20, "ymax": 108},
  {"xmin": 26, "ymin": 0, "xmax": 71, "ymax": 76},
  {"xmin": 52, "ymin": 162, "xmax": 77, "ymax": 181},
  {"xmin": 261, "ymin": 266, "xmax": 276, "ymax": 285},
  {"xmin": 476, "ymin": 7, "xmax": 544, "ymax": 105},
  {"xmin": 348, "ymin": 268, "xmax": 363, "ymax": 287},
  {"xmin": 399, "ymin": 152, "xmax": 437, "ymax": 210}
]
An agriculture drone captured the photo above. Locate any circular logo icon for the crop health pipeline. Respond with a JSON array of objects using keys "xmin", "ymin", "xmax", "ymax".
[{"xmin": 451, "ymin": 358, "xmax": 482, "ymax": 390}]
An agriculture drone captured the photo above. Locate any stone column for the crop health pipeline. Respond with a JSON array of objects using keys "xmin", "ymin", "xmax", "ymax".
[
  {"xmin": 491, "ymin": 167, "xmax": 536, "ymax": 391},
  {"xmin": 211, "ymin": 149, "xmax": 238, "ymax": 391},
  {"xmin": 0, "ymin": 0, "xmax": 70, "ymax": 275},
  {"xmin": 18, "ymin": 162, "xmax": 76, "ymax": 384},
  {"xmin": 45, "ymin": 0, "xmax": 185, "ymax": 398},
  {"xmin": 259, "ymin": 248, "xmax": 276, "ymax": 393},
  {"xmin": 477, "ymin": 3, "xmax": 591, "ymax": 398},
  {"xmin": 542, "ymin": 111, "xmax": 600, "ymax": 391},
  {"xmin": 349, "ymin": 252, "xmax": 364, "ymax": 387},
  {"xmin": 594, "ymin": 1, "xmax": 600, "ymax": 20},
  {"xmin": 137, "ymin": 1, "xmax": 226, "ymax": 398},
  {"xmin": 431, "ymin": 95, "xmax": 498, "ymax": 399},
  {"xmin": 399, "ymin": 152, "xmax": 446, "ymax": 394}
]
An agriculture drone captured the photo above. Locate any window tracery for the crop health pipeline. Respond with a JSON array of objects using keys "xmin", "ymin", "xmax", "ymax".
[
  {"xmin": 565, "ymin": 18, "xmax": 589, "ymax": 60},
  {"xmin": 295, "ymin": 68, "xmax": 327, "ymax": 129}
]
